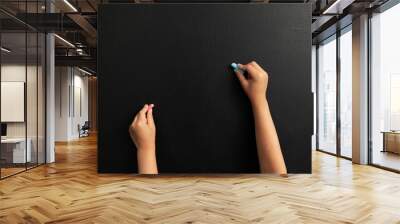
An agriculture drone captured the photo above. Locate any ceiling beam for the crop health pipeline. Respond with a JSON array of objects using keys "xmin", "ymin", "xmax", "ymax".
[
  {"xmin": 67, "ymin": 13, "xmax": 97, "ymax": 39},
  {"xmin": 55, "ymin": 55, "xmax": 96, "ymax": 71}
]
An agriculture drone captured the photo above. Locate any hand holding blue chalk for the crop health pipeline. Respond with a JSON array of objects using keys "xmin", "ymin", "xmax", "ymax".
[{"xmin": 230, "ymin": 63, "xmax": 246, "ymax": 74}]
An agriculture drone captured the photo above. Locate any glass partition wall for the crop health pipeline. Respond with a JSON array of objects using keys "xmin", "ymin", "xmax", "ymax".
[
  {"xmin": 0, "ymin": 2, "xmax": 46, "ymax": 179},
  {"xmin": 316, "ymin": 26, "xmax": 353, "ymax": 159}
]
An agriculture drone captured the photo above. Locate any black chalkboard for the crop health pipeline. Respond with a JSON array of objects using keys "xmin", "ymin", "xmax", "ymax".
[{"xmin": 98, "ymin": 3, "xmax": 312, "ymax": 173}]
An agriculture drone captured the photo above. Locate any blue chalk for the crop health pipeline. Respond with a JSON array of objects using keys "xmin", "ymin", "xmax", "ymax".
[
  {"xmin": 230, "ymin": 62, "xmax": 245, "ymax": 73},
  {"xmin": 230, "ymin": 63, "xmax": 239, "ymax": 71}
]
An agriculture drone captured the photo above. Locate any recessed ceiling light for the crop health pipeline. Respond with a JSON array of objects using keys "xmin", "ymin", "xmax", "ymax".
[
  {"xmin": 63, "ymin": 0, "xmax": 78, "ymax": 12},
  {"xmin": 54, "ymin": 34, "xmax": 75, "ymax": 48},
  {"xmin": 78, "ymin": 67, "xmax": 93, "ymax": 76},
  {"xmin": 322, "ymin": 0, "xmax": 355, "ymax": 15},
  {"xmin": 1, "ymin": 47, "xmax": 11, "ymax": 53}
]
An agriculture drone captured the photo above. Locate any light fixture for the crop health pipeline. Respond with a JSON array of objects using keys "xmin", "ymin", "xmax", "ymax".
[
  {"xmin": 323, "ymin": 0, "xmax": 341, "ymax": 14},
  {"xmin": 1, "ymin": 47, "xmax": 11, "ymax": 53},
  {"xmin": 76, "ymin": 48, "xmax": 85, "ymax": 55},
  {"xmin": 78, "ymin": 67, "xmax": 93, "ymax": 76},
  {"xmin": 63, "ymin": 0, "xmax": 78, "ymax": 12},
  {"xmin": 322, "ymin": 0, "xmax": 353, "ymax": 15},
  {"xmin": 54, "ymin": 34, "xmax": 75, "ymax": 48}
]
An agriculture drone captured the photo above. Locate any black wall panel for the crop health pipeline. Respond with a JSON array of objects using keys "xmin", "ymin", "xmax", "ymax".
[{"xmin": 98, "ymin": 3, "xmax": 312, "ymax": 173}]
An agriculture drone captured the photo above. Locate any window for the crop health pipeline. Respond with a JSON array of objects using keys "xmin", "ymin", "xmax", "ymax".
[
  {"xmin": 370, "ymin": 3, "xmax": 400, "ymax": 171},
  {"xmin": 316, "ymin": 25, "xmax": 353, "ymax": 159},
  {"xmin": 339, "ymin": 27, "xmax": 352, "ymax": 158},
  {"xmin": 318, "ymin": 36, "xmax": 337, "ymax": 154}
]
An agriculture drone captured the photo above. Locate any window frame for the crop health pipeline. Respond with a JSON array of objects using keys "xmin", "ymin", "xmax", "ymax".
[{"xmin": 316, "ymin": 24, "xmax": 353, "ymax": 161}]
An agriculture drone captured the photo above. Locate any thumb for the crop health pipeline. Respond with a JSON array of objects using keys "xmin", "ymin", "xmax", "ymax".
[
  {"xmin": 235, "ymin": 70, "xmax": 248, "ymax": 89},
  {"xmin": 147, "ymin": 104, "xmax": 155, "ymax": 126}
]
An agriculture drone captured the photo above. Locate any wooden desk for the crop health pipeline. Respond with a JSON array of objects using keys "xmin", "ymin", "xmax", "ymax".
[
  {"xmin": 382, "ymin": 131, "xmax": 400, "ymax": 154},
  {"xmin": 1, "ymin": 138, "xmax": 31, "ymax": 164}
]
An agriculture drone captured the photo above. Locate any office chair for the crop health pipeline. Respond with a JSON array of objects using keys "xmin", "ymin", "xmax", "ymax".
[{"xmin": 79, "ymin": 121, "xmax": 90, "ymax": 138}]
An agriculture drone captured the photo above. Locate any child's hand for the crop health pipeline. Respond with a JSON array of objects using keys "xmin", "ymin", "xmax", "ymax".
[
  {"xmin": 234, "ymin": 61, "xmax": 269, "ymax": 105},
  {"xmin": 235, "ymin": 61, "xmax": 286, "ymax": 174},
  {"xmin": 129, "ymin": 104, "xmax": 156, "ymax": 152}
]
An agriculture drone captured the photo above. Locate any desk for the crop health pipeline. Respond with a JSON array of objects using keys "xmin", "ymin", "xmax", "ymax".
[
  {"xmin": 382, "ymin": 131, "xmax": 400, "ymax": 154},
  {"xmin": 1, "ymin": 138, "xmax": 31, "ymax": 163}
]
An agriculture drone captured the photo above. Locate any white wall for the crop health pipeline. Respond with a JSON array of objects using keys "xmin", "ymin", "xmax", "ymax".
[
  {"xmin": 1, "ymin": 66, "xmax": 24, "ymax": 136},
  {"xmin": 55, "ymin": 66, "xmax": 70, "ymax": 141},
  {"xmin": 1, "ymin": 65, "xmax": 42, "ymax": 137},
  {"xmin": 1, "ymin": 64, "xmax": 46, "ymax": 163},
  {"xmin": 55, "ymin": 67, "xmax": 89, "ymax": 141},
  {"xmin": 72, "ymin": 73, "xmax": 89, "ymax": 138},
  {"xmin": 1, "ymin": 65, "xmax": 27, "ymax": 139}
]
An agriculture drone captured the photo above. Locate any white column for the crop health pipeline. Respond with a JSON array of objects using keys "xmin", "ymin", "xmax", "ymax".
[
  {"xmin": 55, "ymin": 67, "xmax": 74, "ymax": 141},
  {"xmin": 46, "ymin": 1, "xmax": 56, "ymax": 163},
  {"xmin": 46, "ymin": 33, "xmax": 55, "ymax": 163},
  {"xmin": 352, "ymin": 14, "xmax": 369, "ymax": 164}
]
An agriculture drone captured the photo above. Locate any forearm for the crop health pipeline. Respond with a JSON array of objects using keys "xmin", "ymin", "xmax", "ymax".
[
  {"xmin": 137, "ymin": 147, "xmax": 158, "ymax": 174},
  {"xmin": 251, "ymin": 99, "xmax": 287, "ymax": 174}
]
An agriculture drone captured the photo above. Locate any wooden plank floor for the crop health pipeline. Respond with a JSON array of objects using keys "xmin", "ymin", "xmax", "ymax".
[{"xmin": 1, "ymin": 135, "xmax": 400, "ymax": 224}]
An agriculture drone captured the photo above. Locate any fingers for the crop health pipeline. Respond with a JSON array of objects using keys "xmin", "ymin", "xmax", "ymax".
[
  {"xmin": 147, "ymin": 104, "xmax": 155, "ymax": 126},
  {"xmin": 235, "ymin": 68, "xmax": 248, "ymax": 88},
  {"xmin": 137, "ymin": 104, "xmax": 149, "ymax": 122},
  {"xmin": 240, "ymin": 61, "xmax": 268, "ymax": 80},
  {"xmin": 134, "ymin": 104, "xmax": 155, "ymax": 126},
  {"xmin": 240, "ymin": 63, "xmax": 259, "ymax": 79},
  {"xmin": 249, "ymin": 61, "xmax": 263, "ymax": 72}
]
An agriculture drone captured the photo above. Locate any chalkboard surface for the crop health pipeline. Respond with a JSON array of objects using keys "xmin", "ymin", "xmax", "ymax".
[{"xmin": 98, "ymin": 3, "xmax": 312, "ymax": 173}]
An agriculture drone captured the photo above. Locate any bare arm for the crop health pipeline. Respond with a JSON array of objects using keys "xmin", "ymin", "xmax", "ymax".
[
  {"xmin": 129, "ymin": 104, "xmax": 158, "ymax": 174},
  {"xmin": 235, "ymin": 61, "xmax": 287, "ymax": 174}
]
